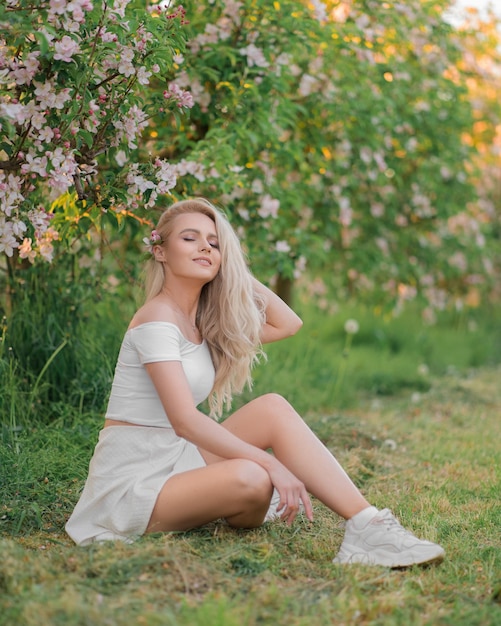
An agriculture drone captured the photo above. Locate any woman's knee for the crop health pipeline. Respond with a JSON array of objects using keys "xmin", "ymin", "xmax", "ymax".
[
  {"xmin": 256, "ymin": 392, "xmax": 295, "ymax": 415},
  {"xmin": 231, "ymin": 459, "xmax": 273, "ymax": 505}
]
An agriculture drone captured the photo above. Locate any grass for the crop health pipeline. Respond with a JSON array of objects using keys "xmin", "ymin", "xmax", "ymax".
[
  {"xmin": 238, "ymin": 300, "xmax": 501, "ymax": 413},
  {"xmin": 1, "ymin": 365, "xmax": 500, "ymax": 625},
  {"xmin": 1, "ymin": 299, "xmax": 501, "ymax": 625}
]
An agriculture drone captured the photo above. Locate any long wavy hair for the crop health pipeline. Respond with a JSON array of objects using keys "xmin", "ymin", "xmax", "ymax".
[{"xmin": 145, "ymin": 198, "xmax": 265, "ymax": 417}]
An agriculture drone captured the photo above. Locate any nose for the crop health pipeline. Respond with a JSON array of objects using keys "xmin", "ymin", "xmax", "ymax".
[{"xmin": 200, "ymin": 241, "xmax": 211, "ymax": 253}]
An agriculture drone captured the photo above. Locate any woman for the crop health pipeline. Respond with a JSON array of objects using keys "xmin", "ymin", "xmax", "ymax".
[{"xmin": 66, "ymin": 198, "xmax": 445, "ymax": 568}]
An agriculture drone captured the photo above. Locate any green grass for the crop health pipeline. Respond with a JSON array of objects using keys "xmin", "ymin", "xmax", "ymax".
[
  {"xmin": 1, "ymin": 367, "xmax": 500, "ymax": 625},
  {"xmin": 1, "ymin": 301, "xmax": 501, "ymax": 625},
  {"xmin": 238, "ymin": 301, "xmax": 501, "ymax": 413}
]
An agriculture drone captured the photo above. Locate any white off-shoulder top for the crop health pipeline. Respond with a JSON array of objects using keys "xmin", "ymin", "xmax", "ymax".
[{"xmin": 105, "ymin": 322, "xmax": 215, "ymax": 428}]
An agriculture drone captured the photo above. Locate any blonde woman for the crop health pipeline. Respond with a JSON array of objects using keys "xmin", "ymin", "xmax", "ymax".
[{"xmin": 66, "ymin": 198, "xmax": 445, "ymax": 568}]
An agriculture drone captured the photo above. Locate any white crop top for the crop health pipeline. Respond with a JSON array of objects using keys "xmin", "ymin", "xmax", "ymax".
[{"xmin": 105, "ymin": 322, "xmax": 215, "ymax": 428}]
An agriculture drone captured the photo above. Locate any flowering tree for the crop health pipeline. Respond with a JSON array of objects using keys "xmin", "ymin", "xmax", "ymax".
[
  {"xmin": 0, "ymin": 0, "xmax": 192, "ymax": 269},
  {"xmin": 452, "ymin": 5, "xmax": 501, "ymax": 306},
  {"xmin": 1, "ymin": 0, "xmax": 499, "ymax": 318},
  {"xmin": 144, "ymin": 0, "xmax": 498, "ymax": 316}
]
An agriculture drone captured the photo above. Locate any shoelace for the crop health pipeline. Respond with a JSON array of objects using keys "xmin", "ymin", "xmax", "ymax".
[{"xmin": 373, "ymin": 509, "xmax": 411, "ymax": 534}]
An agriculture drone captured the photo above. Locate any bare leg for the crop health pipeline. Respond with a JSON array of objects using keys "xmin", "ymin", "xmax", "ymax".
[
  {"xmin": 146, "ymin": 458, "xmax": 273, "ymax": 533},
  {"xmin": 201, "ymin": 393, "xmax": 370, "ymax": 520}
]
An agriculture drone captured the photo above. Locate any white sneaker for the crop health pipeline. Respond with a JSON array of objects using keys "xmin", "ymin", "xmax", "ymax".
[{"xmin": 332, "ymin": 508, "xmax": 445, "ymax": 568}]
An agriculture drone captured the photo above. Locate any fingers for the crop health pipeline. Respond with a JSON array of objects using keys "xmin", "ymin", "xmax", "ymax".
[
  {"xmin": 278, "ymin": 499, "xmax": 300, "ymax": 525},
  {"xmin": 301, "ymin": 487, "xmax": 314, "ymax": 523},
  {"xmin": 277, "ymin": 485, "xmax": 314, "ymax": 526}
]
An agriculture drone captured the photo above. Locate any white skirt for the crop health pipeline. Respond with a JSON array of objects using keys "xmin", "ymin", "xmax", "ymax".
[{"xmin": 65, "ymin": 425, "xmax": 207, "ymax": 546}]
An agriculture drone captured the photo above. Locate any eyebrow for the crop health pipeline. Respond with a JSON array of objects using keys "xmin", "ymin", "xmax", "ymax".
[{"xmin": 179, "ymin": 228, "xmax": 218, "ymax": 239}]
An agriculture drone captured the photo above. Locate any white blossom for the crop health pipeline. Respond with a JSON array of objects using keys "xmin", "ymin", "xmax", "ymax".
[
  {"xmin": 239, "ymin": 44, "xmax": 268, "ymax": 68},
  {"xmin": 257, "ymin": 194, "xmax": 280, "ymax": 219},
  {"xmin": 54, "ymin": 36, "xmax": 81, "ymax": 62},
  {"xmin": 275, "ymin": 241, "xmax": 290, "ymax": 253}
]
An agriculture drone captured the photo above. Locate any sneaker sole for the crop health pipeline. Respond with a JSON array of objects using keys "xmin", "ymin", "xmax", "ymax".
[{"xmin": 333, "ymin": 546, "xmax": 445, "ymax": 568}]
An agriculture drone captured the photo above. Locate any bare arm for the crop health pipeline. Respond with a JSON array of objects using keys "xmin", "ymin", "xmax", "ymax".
[
  {"xmin": 252, "ymin": 278, "xmax": 303, "ymax": 344},
  {"xmin": 146, "ymin": 360, "xmax": 275, "ymax": 464},
  {"xmin": 145, "ymin": 360, "xmax": 313, "ymax": 522}
]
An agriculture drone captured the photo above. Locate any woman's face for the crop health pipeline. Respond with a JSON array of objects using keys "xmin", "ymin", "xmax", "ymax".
[{"xmin": 156, "ymin": 212, "xmax": 221, "ymax": 284}]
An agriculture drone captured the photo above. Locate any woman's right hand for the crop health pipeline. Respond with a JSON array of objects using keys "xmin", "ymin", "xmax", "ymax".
[{"xmin": 266, "ymin": 458, "xmax": 313, "ymax": 525}]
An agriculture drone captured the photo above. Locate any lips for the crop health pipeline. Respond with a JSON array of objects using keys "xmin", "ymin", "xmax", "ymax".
[{"xmin": 193, "ymin": 257, "xmax": 212, "ymax": 266}]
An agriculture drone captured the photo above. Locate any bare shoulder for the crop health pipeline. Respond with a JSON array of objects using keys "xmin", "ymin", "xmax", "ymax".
[{"xmin": 129, "ymin": 297, "xmax": 177, "ymax": 329}]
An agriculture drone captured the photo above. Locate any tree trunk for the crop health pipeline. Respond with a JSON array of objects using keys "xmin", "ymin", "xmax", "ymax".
[{"xmin": 275, "ymin": 273, "xmax": 294, "ymax": 306}]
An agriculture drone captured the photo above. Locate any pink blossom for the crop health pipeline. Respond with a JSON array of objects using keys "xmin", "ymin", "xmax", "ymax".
[
  {"xmin": 0, "ymin": 102, "xmax": 27, "ymax": 125},
  {"xmin": 10, "ymin": 52, "xmax": 40, "ymax": 85},
  {"xmin": 173, "ymin": 159, "xmax": 206, "ymax": 182},
  {"xmin": 98, "ymin": 26, "xmax": 118, "ymax": 43},
  {"xmin": 370, "ymin": 202, "xmax": 385, "ymax": 218},
  {"xmin": 0, "ymin": 172, "xmax": 25, "ymax": 216},
  {"xmin": 136, "ymin": 66, "xmax": 152, "ymax": 85},
  {"xmin": 298, "ymin": 74, "xmax": 318, "ymax": 97},
  {"xmin": 28, "ymin": 208, "xmax": 54, "ymax": 234},
  {"xmin": 338, "ymin": 197, "xmax": 352, "ymax": 226},
  {"xmin": 293, "ymin": 255, "xmax": 307, "ymax": 279},
  {"xmin": 239, "ymin": 43, "xmax": 268, "ymax": 68},
  {"xmin": 163, "ymin": 82, "xmax": 194, "ymax": 109},
  {"xmin": 424, "ymin": 287, "xmax": 447, "ymax": 310},
  {"xmin": 37, "ymin": 126, "xmax": 55, "ymax": 143},
  {"xmin": 331, "ymin": 2, "xmax": 350, "ymax": 23},
  {"xmin": 373, "ymin": 151, "xmax": 387, "ymax": 172},
  {"xmin": 54, "ymin": 36, "xmax": 81, "ymax": 62},
  {"xmin": 360, "ymin": 147, "xmax": 372, "ymax": 164},
  {"xmin": 154, "ymin": 159, "xmax": 177, "ymax": 191},
  {"xmin": 0, "ymin": 218, "xmax": 19, "ymax": 256},
  {"xmin": 397, "ymin": 283, "xmax": 417, "ymax": 302},
  {"xmin": 176, "ymin": 75, "xmax": 209, "ymax": 110},
  {"xmin": 275, "ymin": 241, "xmax": 291, "ymax": 253},
  {"xmin": 422, "ymin": 308, "xmax": 437, "ymax": 325},
  {"xmin": 38, "ymin": 239, "xmax": 55, "ymax": 262},
  {"xmin": 10, "ymin": 218, "xmax": 27, "ymax": 239},
  {"xmin": 19, "ymin": 237, "xmax": 36, "ymax": 263},
  {"xmin": 21, "ymin": 153, "xmax": 48, "ymax": 177},
  {"xmin": 257, "ymin": 195, "xmax": 280, "ymax": 219},
  {"xmin": 34, "ymin": 80, "xmax": 71, "ymax": 109},
  {"xmin": 49, "ymin": 0, "xmax": 68, "ymax": 14},
  {"xmin": 112, "ymin": 0, "xmax": 132, "ymax": 19},
  {"xmin": 44, "ymin": 149, "xmax": 78, "ymax": 197},
  {"xmin": 117, "ymin": 46, "xmax": 135, "ymax": 76},
  {"xmin": 113, "ymin": 105, "xmax": 148, "ymax": 149},
  {"xmin": 115, "ymin": 150, "xmax": 128, "ymax": 167},
  {"xmin": 448, "ymin": 251, "xmax": 468, "ymax": 272},
  {"xmin": 126, "ymin": 167, "xmax": 156, "ymax": 195},
  {"xmin": 375, "ymin": 237, "xmax": 390, "ymax": 256},
  {"xmin": 310, "ymin": 0, "xmax": 327, "ymax": 22},
  {"xmin": 30, "ymin": 110, "xmax": 47, "ymax": 130}
]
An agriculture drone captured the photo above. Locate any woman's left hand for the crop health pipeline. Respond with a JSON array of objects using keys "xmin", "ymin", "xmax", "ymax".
[{"xmin": 266, "ymin": 458, "xmax": 313, "ymax": 525}]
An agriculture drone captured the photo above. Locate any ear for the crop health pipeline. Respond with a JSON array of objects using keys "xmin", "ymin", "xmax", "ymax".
[{"xmin": 152, "ymin": 245, "xmax": 166, "ymax": 263}]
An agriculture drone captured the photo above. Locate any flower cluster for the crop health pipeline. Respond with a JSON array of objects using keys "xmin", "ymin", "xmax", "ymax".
[
  {"xmin": 143, "ymin": 229, "xmax": 163, "ymax": 254},
  {"xmin": 0, "ymin": 0, "xmax": 190, "ymax": 262},
  {"xmin": 1, "ymin": 0, "xmax": 498, "ymax": 318}
]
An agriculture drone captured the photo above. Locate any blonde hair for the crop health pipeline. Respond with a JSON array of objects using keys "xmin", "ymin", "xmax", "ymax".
[{"xmin": 145, "ymin": 198, "xmax": 265, "ymax": 417}]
